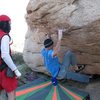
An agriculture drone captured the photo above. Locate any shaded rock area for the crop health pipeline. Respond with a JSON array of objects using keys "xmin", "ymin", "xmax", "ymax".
[
  {"xmin": 24, "ymin": 0, "xmax": 100, "ymax": 75},
  {"xmin": 85, "ymin": 81, "xmax": 100, "ymax": 100}
]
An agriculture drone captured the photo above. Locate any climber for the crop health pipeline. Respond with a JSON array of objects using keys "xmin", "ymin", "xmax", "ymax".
[
  {"xmin": 41, "ymin": 29, "xmax": 90, "ymax": 86},
  {"xmin": 0, "ymin": 15, "xmax": 21, "ymax": 100}
]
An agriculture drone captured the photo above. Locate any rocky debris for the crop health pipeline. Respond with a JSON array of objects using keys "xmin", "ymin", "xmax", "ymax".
[
  {"xmin": 18, "ymin": 64, "xmax": 39, "ymax": 85},
  {"xmin": 85, "ymin": 82, "xmax": 100, "ymax": 100}
]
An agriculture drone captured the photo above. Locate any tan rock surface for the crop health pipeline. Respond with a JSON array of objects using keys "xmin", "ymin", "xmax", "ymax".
[{"xmin": 23, "ymin": 0, "xmax": 100, "ymax": 75}]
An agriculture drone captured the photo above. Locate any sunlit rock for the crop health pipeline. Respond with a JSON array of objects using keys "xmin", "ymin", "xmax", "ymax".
[{"xmin": 23, "ymin": 0, "xmax": 100, "ymax": 75}]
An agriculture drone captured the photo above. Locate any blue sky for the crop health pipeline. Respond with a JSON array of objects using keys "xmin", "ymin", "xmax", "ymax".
[{"xmin": 0, "ymin": 0, "xmax": 29, "ymax": 52}]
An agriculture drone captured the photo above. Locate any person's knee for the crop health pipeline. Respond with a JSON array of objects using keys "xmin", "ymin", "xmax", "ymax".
[
  {"xmin": 7, "ymin": 90, "xmax": 15, "ymax": 100},
  {"xmin": 65, "ymin": 50, "xmax": 73, "ymax": 56}
]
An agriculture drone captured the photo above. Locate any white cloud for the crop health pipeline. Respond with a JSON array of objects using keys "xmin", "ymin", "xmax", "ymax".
[{"xmin": 0, "ymin": 0, "xmax": 29, "ymax": 52}]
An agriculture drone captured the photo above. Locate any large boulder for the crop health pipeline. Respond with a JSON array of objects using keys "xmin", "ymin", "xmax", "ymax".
[{"xmin": 23, "ymin": 0, "xmax": 100, "ymax": 75}]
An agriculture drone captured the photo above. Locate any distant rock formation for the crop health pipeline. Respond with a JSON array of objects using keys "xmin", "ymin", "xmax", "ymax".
[{"xmin": 23, "ymin": 0, "xmax": 100, "ymax": 75}]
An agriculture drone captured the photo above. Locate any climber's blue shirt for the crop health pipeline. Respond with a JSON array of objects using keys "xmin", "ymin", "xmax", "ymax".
[{"xmin": 41, "ymin": 48, "xmax": 60, "ymax": 78}]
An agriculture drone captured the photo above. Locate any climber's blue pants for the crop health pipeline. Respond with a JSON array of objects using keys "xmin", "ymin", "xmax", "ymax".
[{"xmin": 58, "ymin": 50, "xmax": 90, "ymax": 83}]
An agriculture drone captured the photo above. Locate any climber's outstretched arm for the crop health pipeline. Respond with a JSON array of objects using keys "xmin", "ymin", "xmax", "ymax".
[{"xmin": 53, "ymin": 29, "xmax": 63, "ymax": 57}]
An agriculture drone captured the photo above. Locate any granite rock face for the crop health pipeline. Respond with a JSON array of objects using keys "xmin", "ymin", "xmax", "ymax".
[{"xmin": 23, "ymin": 0, "xmax": 100, "ymax": 75}]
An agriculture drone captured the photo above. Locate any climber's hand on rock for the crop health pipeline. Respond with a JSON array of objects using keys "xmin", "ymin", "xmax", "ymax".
[
  {"xmin": 58, "ymin": 29, "xmax": 66, "ymax": 40},
  {"xmin": 58, "ymin": 29, "xmax": 63, "ymax": 40}
]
